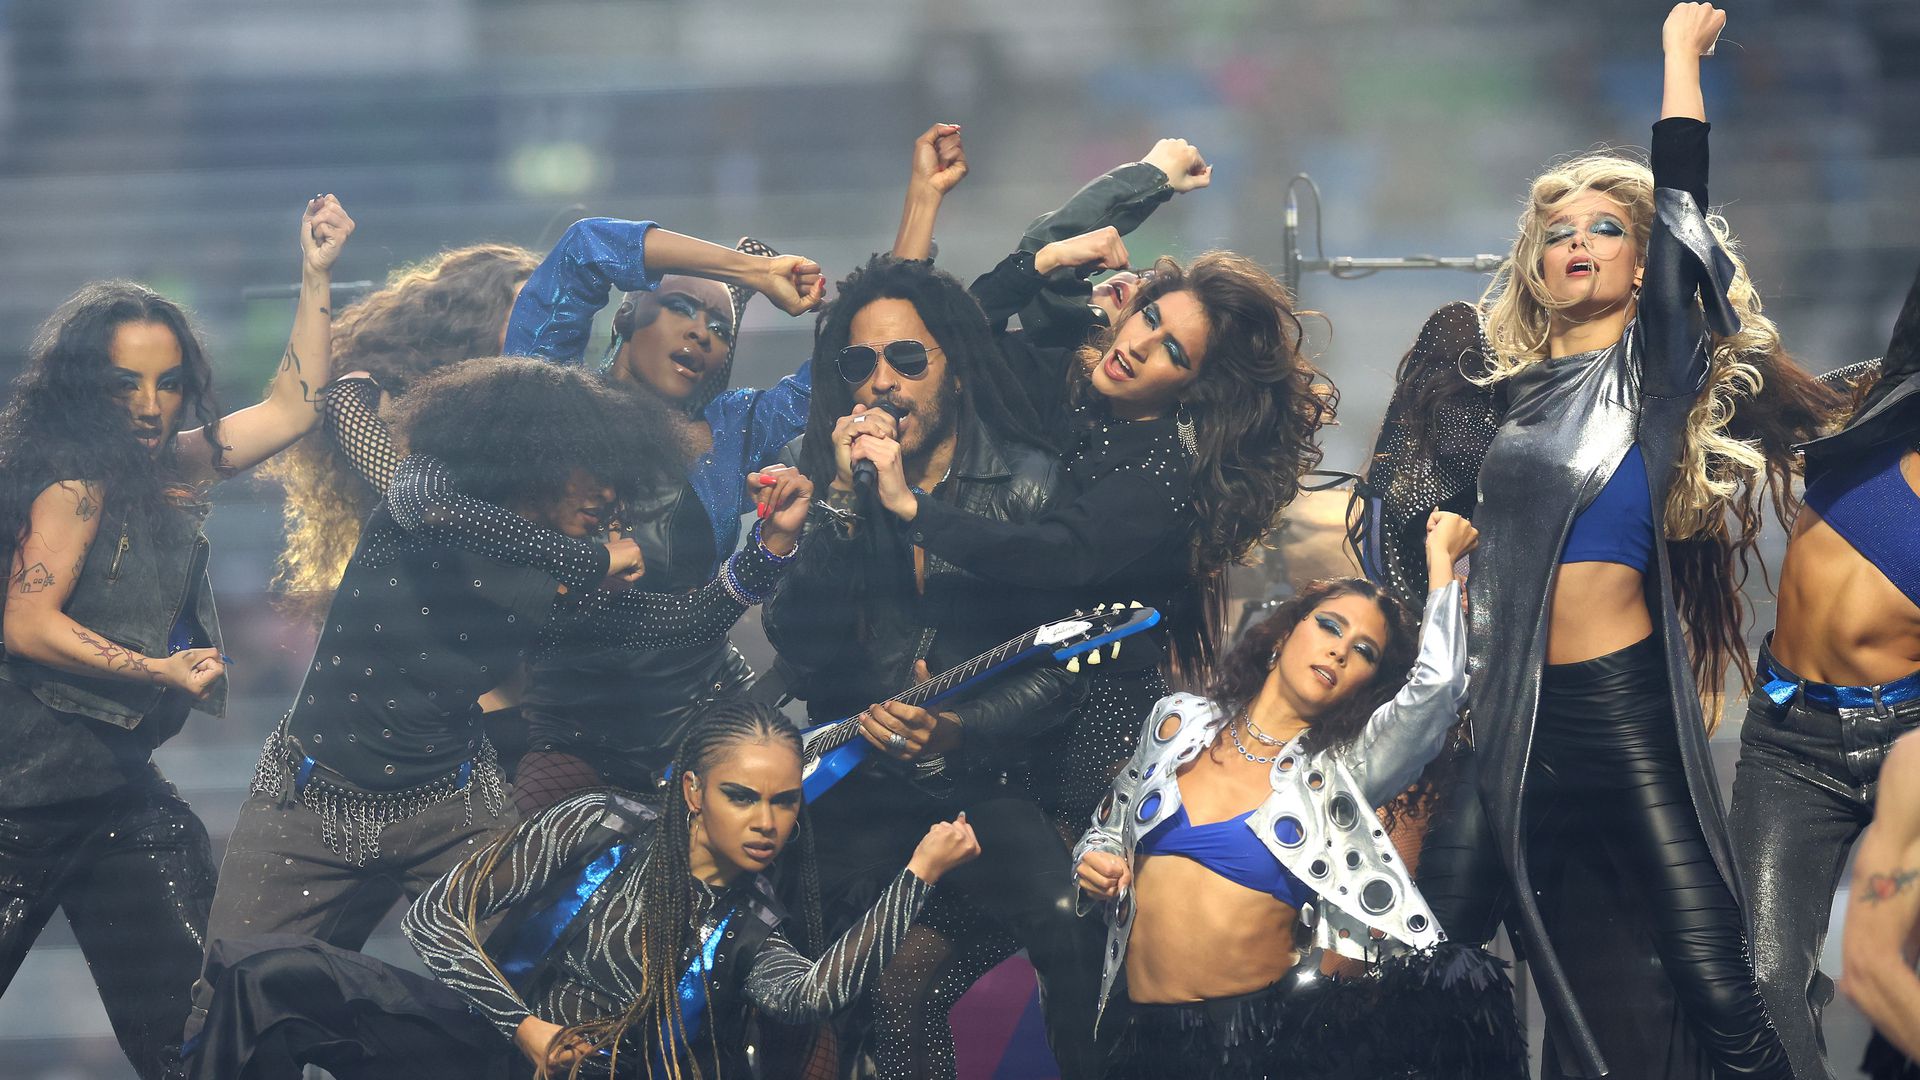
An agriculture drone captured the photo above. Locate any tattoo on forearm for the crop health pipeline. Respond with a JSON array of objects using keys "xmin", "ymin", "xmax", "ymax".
[
  {"xmin": 1862, "ymin": 868, "xmax": 1920, "ymax": 904},
  {"xmin": 9, "ymin": 562, "xmax": 53, "ymax": 594},
  {"xmin": 70, "ymin": 628, "xmax": 161, "ymax": 684}
]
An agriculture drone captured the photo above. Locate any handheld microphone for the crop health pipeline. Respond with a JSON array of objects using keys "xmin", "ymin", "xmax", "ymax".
[{"xmin": 852, "ymin": 402, "xmax": 909, "ymax": 491}]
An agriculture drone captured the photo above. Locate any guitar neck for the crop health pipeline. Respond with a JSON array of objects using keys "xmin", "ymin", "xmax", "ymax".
[
  {"xmin": 803, "ymin": 628, "xmax": 1041, "ymax": 760},
  {"xmin": 893, "ymin": 630, "xmax": 1040, "ymax": 710}
]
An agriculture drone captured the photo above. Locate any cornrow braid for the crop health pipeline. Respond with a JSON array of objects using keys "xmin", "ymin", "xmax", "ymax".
[{"xmin": 551, "ymin": 700, "xmax": 806, "ymax": 1079}]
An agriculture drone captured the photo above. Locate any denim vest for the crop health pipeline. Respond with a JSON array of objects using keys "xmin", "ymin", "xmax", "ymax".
[{"xmin": 0, "ymin": 496, "xmax": 225, "ymax": 728}]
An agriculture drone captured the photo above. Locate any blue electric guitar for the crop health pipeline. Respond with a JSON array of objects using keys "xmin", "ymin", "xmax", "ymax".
[{"xmin": 799, "ymin": 603, "xmax": 1161, "ymax": 802}]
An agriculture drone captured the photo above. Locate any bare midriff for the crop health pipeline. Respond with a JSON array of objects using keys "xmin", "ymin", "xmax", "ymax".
[
  {"xmin": 1547, "ymin": 561, "xmax": 1655, "ymax": 664},
  {"xmin": 1123, "ymin": 733, "xmax": 1304, "ymax": 1004},
  {"xmin": 1771, "ymin": 451, "xmax": 1920, "ymax": 686},
  {"xmin": 1125, "ymin": 854, "xmax": 1302, "ymax": 1003}
]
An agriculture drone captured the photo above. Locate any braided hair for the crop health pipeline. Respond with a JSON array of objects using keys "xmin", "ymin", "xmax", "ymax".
[{"xmin": 545, "ymin": 700, "xmax": 823, "ymax": 1079}]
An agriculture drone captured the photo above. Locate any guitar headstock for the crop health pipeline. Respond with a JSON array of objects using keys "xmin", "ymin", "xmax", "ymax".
[{"xmin": 1034, "ymin": 602, "xmax": 1161, "ymax": 672}]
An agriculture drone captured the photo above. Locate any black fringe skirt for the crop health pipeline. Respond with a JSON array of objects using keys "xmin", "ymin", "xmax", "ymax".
[{"xmin": 1108, "ymin": 944, "xmax": 1528, "ymax": 1080}]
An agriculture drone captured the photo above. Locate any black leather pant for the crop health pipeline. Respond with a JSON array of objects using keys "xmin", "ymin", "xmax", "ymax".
[
  {"xmin": 0, "ymin": 768, "xmax": 216, "ymax": 1080},
  {"xmin": 808, "ymin": 773, "xmax": 1107, "ymax": 1080},
  {"xmin": 1419, "ymin": 637, "xmax": 1790, "ymax": 1079},
  {"xmin": 1730, "ymin": 666, "xmax": 1920, "ymax": 1080}
]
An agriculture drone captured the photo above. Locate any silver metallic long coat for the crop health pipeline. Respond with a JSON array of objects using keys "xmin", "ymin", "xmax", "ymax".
[
  {"xmin": 1466, "ymin": 187, "xmax": 1741, "ymax": 1075},
  {"xmin": 1073, "ymin": 580, "xmax": 1468, "ymax": 1028}
]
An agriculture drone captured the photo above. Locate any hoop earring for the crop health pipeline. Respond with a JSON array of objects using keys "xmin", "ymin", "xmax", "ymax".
[
  {"xmin": 1175, "ymin": 401, "xmax": 1198, "ymax": 458},
  {"xmin": 1267, "ymin": 647, "xmax": 1281, "ymax": 671}
]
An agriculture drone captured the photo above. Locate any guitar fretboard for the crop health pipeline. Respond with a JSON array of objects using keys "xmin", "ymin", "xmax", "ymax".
[{"xmin": 803, "ymin": 627, "xmax": 1042, "ymax": 760}]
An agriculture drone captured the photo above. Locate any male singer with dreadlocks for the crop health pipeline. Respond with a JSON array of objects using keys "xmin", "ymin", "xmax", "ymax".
[
  {"xmin": 761, "ymin": 254, "xmax": 1120, "ymax": 1077},
  {"xmin": 187, "ymin": 701, "xmax": 980, "ymax": 1080}
]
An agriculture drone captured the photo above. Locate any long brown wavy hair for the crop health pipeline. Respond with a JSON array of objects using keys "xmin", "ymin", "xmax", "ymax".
[
  {"xmin": 1, "ymin": 282, "xmax": 225, "ymax": 584},
  {"xmin": 1076, "ymin": 252, "xmax": 1337, "ymax": 680},
  {"xmin": 1208, "ymin": 578, "xmax": 1417, "ymax": 756},
  {"xmin": 261, "ymin": 243, "xmax": 539, "ymax": 620}
]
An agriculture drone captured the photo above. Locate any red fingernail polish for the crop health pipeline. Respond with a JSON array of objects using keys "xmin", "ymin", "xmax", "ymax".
[{"xmin": 758, "ymin": 502, "xmax": 769, "ymax": 519}]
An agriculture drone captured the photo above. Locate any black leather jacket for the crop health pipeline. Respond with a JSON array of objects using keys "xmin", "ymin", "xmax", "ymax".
[{"xmin": 762, "ymin": 412, "xmax": 1084, "ymax": 774}]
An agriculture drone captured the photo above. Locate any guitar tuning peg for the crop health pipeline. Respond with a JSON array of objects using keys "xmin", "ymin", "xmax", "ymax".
[
  {"xmin": 1110, "ymin": 642, "xmax": 1122, "ymax": 659},
  {"xmin": 1092, "ymin": 602, "xmax": 1107, "ymax": 613},
  {"xmin": 1129, "ymin": 600, "xmax": 1143, "ymax": 609},
  {"xmin": 1085, "ymin": 650, "xmax": 1102, "ymax": 666},
  {"xmin": 1066, "ymin": 658, "xmax": 1081, "ymax": 673}
]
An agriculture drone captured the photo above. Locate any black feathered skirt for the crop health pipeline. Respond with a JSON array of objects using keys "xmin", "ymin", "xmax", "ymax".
[{"xmin": 1106, "ymin": 944, "xmax": 1527, "ymax": 1080}]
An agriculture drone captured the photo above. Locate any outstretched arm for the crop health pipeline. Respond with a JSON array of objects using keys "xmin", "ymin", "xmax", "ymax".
[
  {"xmin": 505, "ymin": 218, "xmax": 826, "ymax": 363},
  {"xmin": 746, "ymin": 817, "xmax": 977, "ymax": 1021},
  {"xmin": 1660, "ymin": 3, "xmax": 1723, "ymax": 123},
  {"xmin": 1640, "ymin": 3, "xmax": 1734, "ymax": 399},
  {"xmin": 893, "ymin": 123, "xmax": 968, "ymax": 260},
  {"xmin": 1840, "ymin": 732, "xmax": 1920, "ymax": 1059},
  {"xmin": 176, "ymin": 196, "xmax": 355, "ymax": 485},
  {"xmin": 1346, "ymin": 512, "xmax": 1478, "ymax": 804},
  {"xmin": 3, "ymin": 482, "xmax": 223, "ymax": 696}
]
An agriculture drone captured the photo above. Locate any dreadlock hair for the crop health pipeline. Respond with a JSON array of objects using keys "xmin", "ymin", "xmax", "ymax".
[
  {"xmin": 0, "ymin": 282, "xmax": 222, "ymax": 586},
  {"xmin": 795, "ymin": 255, "xmax": 1049, "ymax": 490},
  {"xmin": 1074, "ymin": 253, "xmax": 1337, "ymax": 681},
  {"xmin": 545, "ymin": 700, "xmax": 820, "ymax": 1079},
  {"xmin": 261, "ymin": 243, "xmax": 540, "ymax": 620},
  {"xmin": 385, "ymin": 357, "xmax": 688, "ymax": 512}
]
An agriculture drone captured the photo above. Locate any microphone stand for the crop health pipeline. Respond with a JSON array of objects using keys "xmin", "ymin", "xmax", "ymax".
[{"xmin": 1284, "ymin": 174, "xmax": 1506, "ymax": 299}]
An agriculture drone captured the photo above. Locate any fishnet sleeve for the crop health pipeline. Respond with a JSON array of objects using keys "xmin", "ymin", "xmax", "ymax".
[
  {"xmin": 539, "ymin": 523, "xmax": 795, "ymax": 655},
  {"xmin": 319, "ymin": 375, "xmax": 610, "ymax": 591},
  {"xmin": 386, "ymin": 454, "xmax": 609, "ymax": 593},
  {"xmin": 1364, "ymin": 302, "xmax": 1500, "ymax": 607},
  {"xmin": 318, "ymin": 376, "xmax": 400, "ymax": 490},
  {"xmin": 743, "ymin": 867, "xmax": 933, "ymax": 1022}
]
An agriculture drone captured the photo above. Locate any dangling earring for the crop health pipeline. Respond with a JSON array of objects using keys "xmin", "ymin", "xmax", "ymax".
[
  {"xmin": 598, "ymin": 326, "xmax": 623, "ymax": 379},
  {"xmin": 1175, "ymin": 401, "xmax": 1198, "ymax": 458},
  {"xmin": 1267, "ymin": 646, "xmax": 1281, "ymax": 671}
]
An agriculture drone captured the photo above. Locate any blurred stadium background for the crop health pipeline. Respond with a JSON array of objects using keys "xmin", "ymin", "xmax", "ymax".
[{"xmin": 1, "ymin": 0, "xmax": 1916, "ymax": 1075}]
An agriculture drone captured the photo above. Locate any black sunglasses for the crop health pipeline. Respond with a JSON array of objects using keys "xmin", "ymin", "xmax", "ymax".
[{"xmin": 836, "ymin": 339, "xmax": 942, "ymax": 384}]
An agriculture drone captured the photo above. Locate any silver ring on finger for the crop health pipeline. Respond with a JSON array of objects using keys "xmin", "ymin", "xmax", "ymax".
[{"xmin": 887, "ymin": 731, "xmax": 908, "ymax": 754}]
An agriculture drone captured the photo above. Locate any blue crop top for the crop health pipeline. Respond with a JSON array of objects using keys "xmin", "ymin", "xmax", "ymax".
[
  {"xmin": 1561, "ymin": 443, "xmax": 1656, "ymax": 573},
  {"xmin": 1804, "ymin": 440, "xmax": 1920, "ymax": 608},
  {"xmin": 1137, "ymin": 804, "xmax": 1311, "ymax": 908}
]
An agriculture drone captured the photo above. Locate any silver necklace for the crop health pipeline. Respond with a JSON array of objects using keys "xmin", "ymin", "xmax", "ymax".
[
  {"xmin": 1243, "ymin": 715, "xmax": 1288, "ymax": 747},
  {"xmin": 1226, "ymin": 712, "xmax": 1276, "ymax": 765}
]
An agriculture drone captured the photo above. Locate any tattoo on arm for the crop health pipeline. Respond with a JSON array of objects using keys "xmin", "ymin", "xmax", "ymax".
[
  {"xmin": 74, "ymin": 494, "xmax": 97, "ymax": 521},
  {"xmin": 69, "ymin": 628, "xmax": 161, "ymax": 684},
  {"xmin": 1862, "ymin": 867, "xmax": 1920, "ymax": 904},
  {"xmin": 9, "ymin": 562, "xmax": 53, "ymax": 594},
  {"xmin": 281, "ymin": 346, "xmax": 318, "ymax": 405}
]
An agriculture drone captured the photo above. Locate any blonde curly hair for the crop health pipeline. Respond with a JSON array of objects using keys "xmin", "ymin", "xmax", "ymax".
[
  {"xmin": 262, "ymin": 243, "xmax": 540, "ymax": 620},
  {"xmin": 1476, "ymin": 150, "xmax": 1840, "ymax": 711}
]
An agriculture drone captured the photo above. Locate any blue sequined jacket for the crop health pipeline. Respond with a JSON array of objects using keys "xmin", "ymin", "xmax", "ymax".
[{"xmin": 504, "ymin": 217, "xmax": 811, "ymax": 578}]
